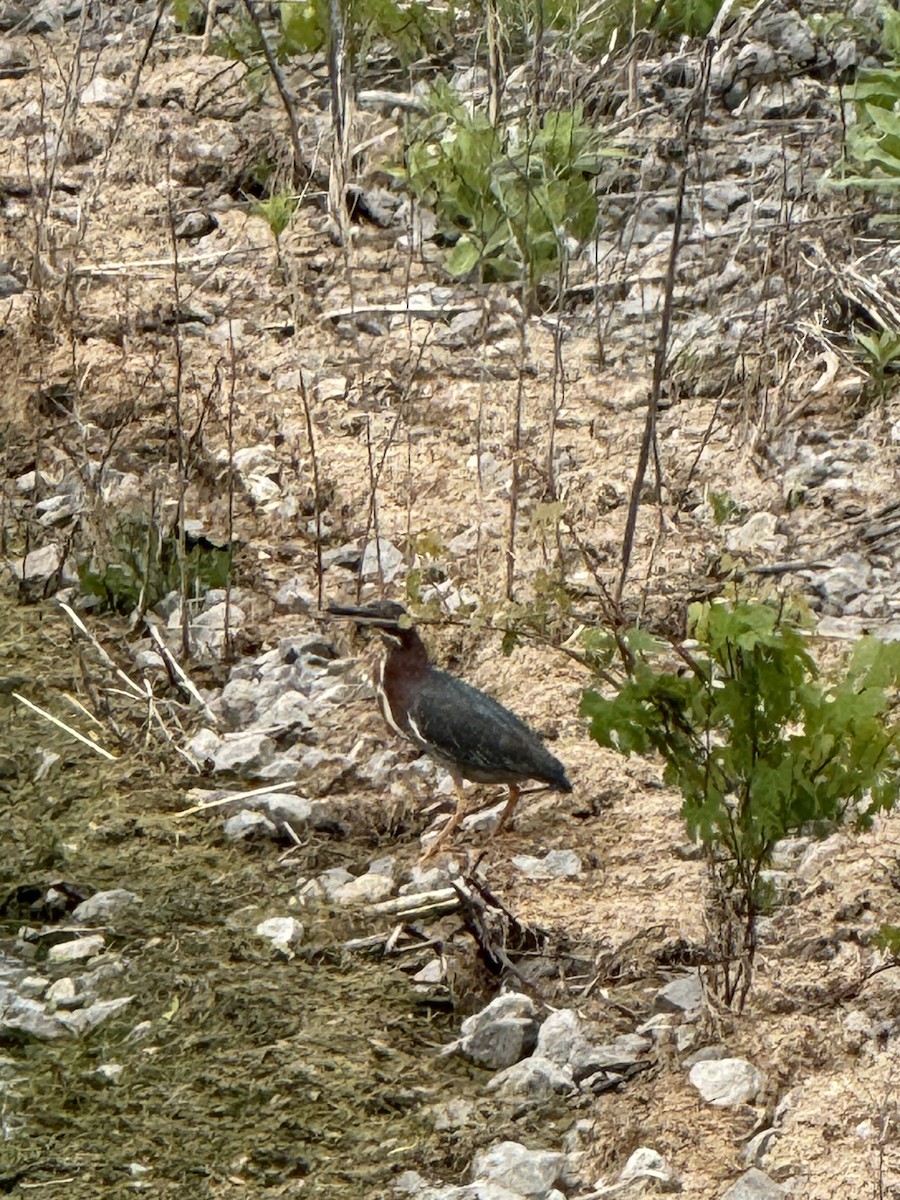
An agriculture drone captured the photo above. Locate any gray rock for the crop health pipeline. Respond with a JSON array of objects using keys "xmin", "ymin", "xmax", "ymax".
[
  {"xmin": 79, "ymin": 76, "xmax": 126, "ymax": 106},
  {"xmin": 17, "ymin": 976, "xmax": 49, "ymax": 998},
  {"xmin": 297, "ymin": 748, "xmax": 355, "ymax": 793},
  {"xmin": 362, "ymin": 749, "xmax": 437, "ymax": 791},
  {"xmin": 255, "ymin": 691, "xmax": 313, "ymax": 730},
  {"xmin": 72, "ymin": 889, "xmax": 137, "ymax": 922},
  {"xmin": 252, "ymin": 753, "xmax": 302, "ymax": 782},
  {"xmin": 726, "ymin": 512, "xmax": 786, "ymax": 556},
  {"xmin": 274, "ymin": 577, "xmax": 316, "ymax": 614},
  {"xmin": 811, "ymin": 553, "xmax": 872, "ymax": 614},
  {"xmin": 842, "ymin": 1009, "xmax": 881, "ymax": 1050},
  {"xmin": 47, "ymin": 935, "xmax": 105, "ymax": 965},
  {"xmin": 619, "ymin": 1146, "xmax": 681, "ymax": 1191},
  {"xmin": 392, "ymin": 1170, "xmax": 434, "ymax": 1194},
  {"xmin": 173, "ymin": 209, "xmax": 218, "ymax": 240},
  {"xmin": 689, "ymin": 1058, "xmax": 763, "ymax": 1107},
  {"xmin": 331, "ymin": 873, "xmax": 394, "ymax": 905},
  {"xmin": 741, "ymin": 1128, "xmax": 777, "ymax": 1166},
  {"xmin": 298, "ymin": 867, "xmax": 355, "ymax": 902},
  {"xmin": 796, "ymin": 833, "xmax": 845, "ymax": 881},
  {"xmin": 45, "ymin": 977, "xmax": 78, "ymax": 1007},
  {"xmin": 213, "ymin": 733, "xmax": 275, "ymax": 776},
  {"xmin": 5, "ymin": 0, "xmax": 82, "ymax": 33},
  {"xmin": 324, "ymin": 541, "xmax": 367, "ymax": 572},
  {"xmin": 744, "ymin": 78, "xmax": 822, "ymax": 121},
  {"xmin": 429, "ymin": 1099, "xmax": 477, "ymax": 1131},
  {"xmin": 758, "ymin": 869, "xmax": 799, "ymax": 905},
  {"xmin": 485, "ymin": 1055, "xmax": 576, "ymax": 1100},
  {"xmin": 399, "ymin": 862, "xmax": 453, "ymax": 895},
  {"xmin": 511, "ymin": 850, "xmax": 582, "ymax": 879},
  {"xmin": 411, "ymin": 960, "xmax": 444, "ymax": 985},
  {"xmin": 9, "ymin": 543, "xmax": 61, "ymax": 583},
  {"xmin": 192, "ymin": 602, "xmax": 245, "ymax": 631},
  {"xmin": 534, "ymin": 1008, "xmax": 585, "ymax": 1066},
  {"xmin": 79, "ymin": 959, "xmax": 126, "ymax": 1003},
  {"xmin": 315, "ymin": 375, "xmax": 349, "ymax": 402},
  {"xmin": 751, "ymin": 3, "xmax": 815, "ymax": 65},
  {"xmin": 461, "ymin": 992, "xmax": 536, "ymax": 1032},
  {"xmin": 571, "ymin": 1033, "xmax": 652, "ymax": 1079},
  {"xmin": 0, "ymin": 269, "xmax": 25, "ymax": 297},
  {"xmin": 230, "ymin": 445, "xmax": 276, "ymax": 475},
  {"xmin": 471, "ymin": 1141, "xmax": 565, "ymax": 1197},
  {"xmin": 36, "ymin": 492, "xmax": 81, "ymax": 526},
  {"xmin": 223, "ymin": 809, "xmax": 277, "ymax": 841},
  {"xmin": 459, "ymin": 799, "xmax": 506, "ymax": 836},
  {"xmin": 134, "ymin": 650, "xmax": 166, "ymax": 671},
  {"xmin": 460, "ymin": 1018, "xmax": 539, "ymax": 1071},
  {"xmin": 171, "ymin": 129, "xmax": 243, "ymax": 186},
  {"xmin": 637, "ymin": 1012, "xmax": 676, "ymax": 1041},
  {"xmin": 720, "ymin": 1168, "xmax": 785, "ymax": 1200},
  {"xmin": 218, "ymin": 677, "xmax": 260, "ymax": 726},
  {"xmin": 57, "ymin": 996, "xmax": 133, "ymax": 1035},
  {"xmin": 255, "ymin": 917, "xmax": 304, "ymax": 952},
  {"xmin": 701, "ymin": 181, "xmax": 750, "ymax": 214},
  {"xmin": 325, "ymin": 538, "xmax": 405, "ymax": 582},
  {"xmin": 769, "ymin": 837, "xmax": 810, "ymax": 870},
  {"xmin": 252, "ymin": 793, "xmax": 313, "ymax": 833},
  {"xmin": 451, "ymin": 993, "xmax": 539, "ymax": 1068},
  {"xmin": 278, "ymin": 634, "xmax": 340, "ymax": 670},
  {"xmin": 369, "ymin": 855, "xmax": 397, "ymax": 878},
  {"xmin": 188, "ymin": 727, "xmax": 224, "ymax": 765},
  {"xmin": 0, "ymin": 989, "xmax": 64, "ymax": 1039},
  {"xmin": 14, "ymin": 469, "xmax": 49, "ymax": 493},
  {"xmin": 361, "ymin": 538, "xmax": 405, "ymax": 582},
  {"xmin": 655, "ymin": 973, "xmax": 704, "ymax": 1013}
]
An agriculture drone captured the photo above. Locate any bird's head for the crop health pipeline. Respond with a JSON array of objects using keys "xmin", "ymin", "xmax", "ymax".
[{"xmin": 325, "ymin": 600, "xmax": 415, "ymax": 648}]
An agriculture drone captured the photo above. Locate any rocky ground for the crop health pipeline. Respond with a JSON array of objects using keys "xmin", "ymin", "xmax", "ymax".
[{"xmin": 3, "ymin": 0, "xmax": 900, "ymax": 1197}]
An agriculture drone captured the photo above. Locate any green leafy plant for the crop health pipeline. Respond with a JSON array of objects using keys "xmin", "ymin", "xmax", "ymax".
[
  {"xmin": 278, "ymin": 0, "xmax": 444, "ymax": 65},
  {"xmin": 875, "ymin": 923, "xmax": 900, "ymax": 957},
  {"xmin": 398, "ymin": 86, "xmax": 622, "ymax": 300},
  {"xmin": 580, "ymin": 600, "xmax": 900, "ymax": 1008},
  {"xmin": 831, "ymin": 8, "xmax": 900, "ymax": 193},
  {"xmin": 492, "ymin": 0, "xmax": 724, "ymax": 58},
  {"xmin": 78, "ymin": 518, "xmax": 232, "ymax": 615},
  {"xmin": 254, "ymin": 193, "xmax": 299, "ymax": 241},
  {"xmin": 172, "ymin": 0, "xmax": 208, "ymax": 34},
  {"xmin": 708, "ymin": 490, "xmax": 741, "ymax": 525},
  {"xmin": 855, "ymin": 327, "xmax": 900, "ymax": 400}
]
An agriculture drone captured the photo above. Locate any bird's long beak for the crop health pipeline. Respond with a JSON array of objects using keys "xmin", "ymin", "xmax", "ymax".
[{"xmin": 324, "ymin": 603, "xmax": 385, "ymax": 623}]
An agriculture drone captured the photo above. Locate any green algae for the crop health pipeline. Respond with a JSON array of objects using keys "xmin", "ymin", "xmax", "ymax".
[{"xmin": 0, "ymin": 595, "xmax": 496, "ymax": 1198}]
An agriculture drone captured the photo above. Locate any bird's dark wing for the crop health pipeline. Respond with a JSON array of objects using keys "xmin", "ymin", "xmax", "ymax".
[{"xmin": 407, "ymin": 668, "xmax": 570, "ymax": 790}]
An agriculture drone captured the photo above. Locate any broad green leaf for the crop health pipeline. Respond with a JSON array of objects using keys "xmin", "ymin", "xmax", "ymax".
[{"xmin": 445, "ymin": 236, "xmax": 482, "ymax": 278}]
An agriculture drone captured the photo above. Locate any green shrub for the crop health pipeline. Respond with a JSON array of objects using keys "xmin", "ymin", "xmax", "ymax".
[
  {"xmin": 278, "ymin": 0, "xmax": 445, "ymax": 64},
  {"xmin": 79, "ymin": 518, "xmax": 232, "ymax": 615},
  {"xmin": 492, "ymin": 0, "xmax": 724, "ymax": 57},
  {"xmin": 397, "ymin": 85, "xmax": 622, "ymax": 300},
  {"xmin": 581, "ymin": 601, "xmax": 900, "ymax": 1007}
]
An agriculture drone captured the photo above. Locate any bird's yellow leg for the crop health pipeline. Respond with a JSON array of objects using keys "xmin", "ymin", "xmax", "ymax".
[
  {"xmin": 492, "ymin": 783, "xmax": 520, "ymax": 837},
  {"xmin": 419, "ymin": 778, "xmax": 470, "ymax": 862}
]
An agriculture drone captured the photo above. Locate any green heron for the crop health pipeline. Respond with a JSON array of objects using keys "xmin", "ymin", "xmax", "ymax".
[{"xmin": 327, "ymin": 600, "xmax": 572, "ymax": 857}]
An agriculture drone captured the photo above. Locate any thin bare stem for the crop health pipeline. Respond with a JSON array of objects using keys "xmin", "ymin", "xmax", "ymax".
[
  {"xmin": 298, "ymin": 372, "xmax": 325, "ymax": 610},
  {"xmin": 13, "ymin": 692, "xmax": 117, "ymax": 760},
  {"xmin": 616, "ymin": 49, "xmax": 712, "ymax": 605},
  {"xmin": 241, "ymin": 0, "xmax": 308, "ymax": 189}
]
